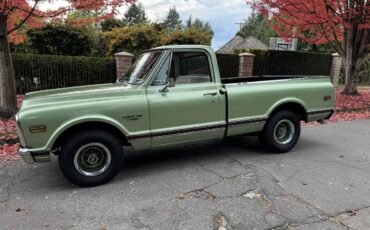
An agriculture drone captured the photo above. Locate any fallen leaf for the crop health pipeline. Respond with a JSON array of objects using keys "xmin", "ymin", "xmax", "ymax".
[
  {"xmin": 176, "ymin": 193, "xmax": 185, "ymax": 200},
  {"xmin": 243, "ymin": 189, "xmax": 262, "ymax": 199}
]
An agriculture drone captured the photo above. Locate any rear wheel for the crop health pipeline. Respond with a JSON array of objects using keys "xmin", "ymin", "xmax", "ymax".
[
  {"xmin": 259, "ymin": 111, "xmax": 301, "ymax": 153},
  {"xmin": 59, "ymin": 130, "xmax": 124, "ymax": 187}
]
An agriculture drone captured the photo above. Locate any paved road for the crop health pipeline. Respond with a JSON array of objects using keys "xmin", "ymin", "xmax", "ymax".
[{"xmin": 1, "ymin": 120, "xmax": 370, "ymax": 230}]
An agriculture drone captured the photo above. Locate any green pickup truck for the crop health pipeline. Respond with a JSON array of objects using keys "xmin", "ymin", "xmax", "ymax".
[{"xmin": 16, "ymin": 45, "xmax": 334, "ymax": 186}]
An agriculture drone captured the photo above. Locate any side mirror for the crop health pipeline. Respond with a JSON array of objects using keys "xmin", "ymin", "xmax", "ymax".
[{"xmin": 159, "ymin": 79, "xmax": 175, "ymax": 93}]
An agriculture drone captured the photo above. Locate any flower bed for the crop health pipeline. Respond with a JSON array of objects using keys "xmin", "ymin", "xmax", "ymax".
[{"xmin": 1, "ymin": 89, "xmax": 369, "ymax": 161}]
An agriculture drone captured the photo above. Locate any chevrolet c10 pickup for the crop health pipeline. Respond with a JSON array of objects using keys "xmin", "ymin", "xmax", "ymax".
[{"xmin": 16, "ymin": 45, "xmax": 335, "ymax": 186}]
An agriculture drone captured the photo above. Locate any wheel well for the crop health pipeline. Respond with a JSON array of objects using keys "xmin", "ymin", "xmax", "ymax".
[
  {"xmin": 52, "ymin": 122, "xmax": 129, "ymax": 154},
  {"xmin": 270, "ymin": 102, "xmax": 307, "ymax": 122}
]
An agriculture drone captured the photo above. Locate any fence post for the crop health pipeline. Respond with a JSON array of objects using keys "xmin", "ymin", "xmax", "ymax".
[
  {"xmin": 114, "ymin": 52, "xmax": 134, "ymax": 80},
  {"xmin": 238, "ymin": 53, "xmax": 255, "ymax": 77},
  {"xmin": 330, "ymin": 53, "xmax": 342, "ymax": 86}
]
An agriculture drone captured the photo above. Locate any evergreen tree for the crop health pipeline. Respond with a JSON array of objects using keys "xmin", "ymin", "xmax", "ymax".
[
  {"xmin": 238, "ymin": 13, "xmax": 276, "ymax": 45},
  {"xmin": 163, "ymin": 7, "xmax": 182, "ymax": 30},
  {"xmin": 186, "ymin": 16, "xmax": 214, "ymax": 37},
  {"xmin": 124, "ymin": 2, "xmax": 148, "ymax": 25},
  {"xmin": 186, "ymin": 15, "xmax": 192, "ymax": 28}
]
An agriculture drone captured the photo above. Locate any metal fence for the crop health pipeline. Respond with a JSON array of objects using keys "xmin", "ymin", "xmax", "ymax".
[{"xmin": 12, "ymin": 54, "xmax": 117, "ymax": 94}]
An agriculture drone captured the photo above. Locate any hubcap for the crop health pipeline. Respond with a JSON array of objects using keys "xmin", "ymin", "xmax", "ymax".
[
  {"xmin": 74, "ymin": 143, "xmax": 112, "ymax": 177},
  {"xmin": 274, "ymin": 119, "xmax": 295, "ymax": 145}
]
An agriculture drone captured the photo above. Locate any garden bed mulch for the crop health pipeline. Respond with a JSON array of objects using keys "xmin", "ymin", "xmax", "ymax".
[{"xmin": 1, "ymin": 89, "xmax": 369, "ymax": 161}]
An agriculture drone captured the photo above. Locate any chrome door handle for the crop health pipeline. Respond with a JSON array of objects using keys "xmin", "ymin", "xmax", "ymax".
[{"xmin": 204, "ymin": 92, "xmax": 218, "ymax": 97}]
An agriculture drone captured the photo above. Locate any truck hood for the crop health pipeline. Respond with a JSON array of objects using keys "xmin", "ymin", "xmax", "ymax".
[{"xmin": 21, "ymin": 83, "xmax": 136, "ymax": 110}]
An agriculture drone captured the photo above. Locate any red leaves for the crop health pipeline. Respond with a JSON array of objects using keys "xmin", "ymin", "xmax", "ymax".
[
  {"xmin": 2, "ymin": 0, "xmax": 136, "ymax": 44},
  {"xmin": 0, "ymin": 119, "xmax": 20, "ymax": 161},
  {"xmin": 248, "ymin": 0, "xmax": 370, "ymax": 46},
  {"xmin": 0, "ymin": 143, "xmax": 20, "ymax": 161},
  {"xmin": 329, "ymin": 110, "xmax": 370, "ymax": 123},
  {"xmin": 335, "ymin": 89, "xmax": 370, "ymax": 111},
  {"xmin": 0, "ymin": 96, "xmax": 22, "ymax": 161},
  {"xmin": 328, "ymin": 88, "xmax": 370, "ymax": 123}
]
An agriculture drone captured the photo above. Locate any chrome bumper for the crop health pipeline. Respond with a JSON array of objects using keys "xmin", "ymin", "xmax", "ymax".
[
  {"xmin": 18, "ymin": 148, "xmax": 35, "ymax": 164},
  {"xmin": 18, "ymin": 148, "xmax": 51, "ymax": 164}
]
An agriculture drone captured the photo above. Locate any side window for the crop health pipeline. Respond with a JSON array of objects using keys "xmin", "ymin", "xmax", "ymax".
[
  {"xmin": 152, "ymin": 56, "xmax": 170, "ymax": 86},
  {"xmin": 174, "ymin": 52, "xmax": 212, "ymax": 84}
]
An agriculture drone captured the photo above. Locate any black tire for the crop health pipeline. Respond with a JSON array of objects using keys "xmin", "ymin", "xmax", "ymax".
[
  {"xmin": 259, "ymin": 110, "xmax": 301, "ymax": 153},
  {"xmin": 58, "ymin": 130, "xmax": 124, "ymax": 187}
]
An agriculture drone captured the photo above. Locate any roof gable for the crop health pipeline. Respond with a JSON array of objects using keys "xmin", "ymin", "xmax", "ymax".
[{"xmin": 217, "ymin": 35, "xmax": 268, "ymax": 54}]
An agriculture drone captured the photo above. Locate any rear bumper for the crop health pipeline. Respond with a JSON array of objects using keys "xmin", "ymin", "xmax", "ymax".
[
  {"xmin": 18, "ymin": 148, "xmax": 51, "ymax": 164},
  {"xmin": 307, "ymin": 109, "xmax": 335, "ymax": 122}
]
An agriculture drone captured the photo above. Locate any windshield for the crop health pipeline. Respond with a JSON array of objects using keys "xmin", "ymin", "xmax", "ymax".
[{"xmin": 119, "ymin": 51, "xmax": 163, "ymax": 85}]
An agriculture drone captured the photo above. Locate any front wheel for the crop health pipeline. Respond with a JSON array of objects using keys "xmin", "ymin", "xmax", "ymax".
[
  {"xmin": 59, "ymin": 130, "xmax": 124, "ymax": 187},
  {"xmin": 259, "ymin": 111, "xmax": 301, "ymax": 153}
]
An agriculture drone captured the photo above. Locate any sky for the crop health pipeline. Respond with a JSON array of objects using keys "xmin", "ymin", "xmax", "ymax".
[
  {"xmin": 40, "ymin": 0, "xmax": 252, "ymax": 50},
  {"xmin": 132, "ymin": 0, "xmax": 252, "ymax": 50}
]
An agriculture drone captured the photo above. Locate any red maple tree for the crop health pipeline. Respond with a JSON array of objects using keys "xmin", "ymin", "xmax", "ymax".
[
  {"xmin": 249, "ymin": 0, "xmax": 369, "ymax": 95},
  {"xmin": 0, "ymin": 0, "xmax": 135, "ymax": 117}
]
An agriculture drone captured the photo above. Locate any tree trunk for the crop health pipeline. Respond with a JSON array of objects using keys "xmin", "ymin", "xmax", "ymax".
[
  {"xmin": 0, "ymin": 14, "xmax": 17, "ymax": 118},
  {"xmin": 343, "ymin": 27, "xmax": 359, "ymax": 95}
]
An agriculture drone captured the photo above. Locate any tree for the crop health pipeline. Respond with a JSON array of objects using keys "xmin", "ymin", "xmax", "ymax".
[
  {"xmin": 238, "ymin": 13, "xmax": 276, "ymax": 45},
  {"xmin": 101, "ymin": 18, "xmax": 125, "ymax": 32},
  {"xmin": 163, "ymin": 7, "xmax": 182, "ymax": 30},
  {"xmin": 0, "ymin": 0, "xmax": 135, "ymax": 117},
  {"xmin": 162, "ymin": 27, "xmax": 213, "ymax": 46},
  {"xmin": 185, "ymin": 15, "xmax": 214, "ymax": 37},
  {"xmin": 186, "ymin": 15, "xmax": 193, "ymax": 28},
  {"xmin": 27, "ymin": 23, "xmax": 95, "ymax": 56},
  {"xmin": 123, "ymin": 2, "xmax": 148, "ymax": 26},
  {"xmin": 104, "ymin": 24, "xmax": 160, "ymax": 56},
  {"xmin": 249, "ymin": 0, "xmax": 369, "ymax": 95}
]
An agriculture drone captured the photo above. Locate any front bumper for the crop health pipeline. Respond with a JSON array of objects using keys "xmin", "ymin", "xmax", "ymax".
[
  {"xmin": 18, "ymin": 148, "xmax": 51, "ymax": 164},
  {"xmin": 19, "ymin": 148, "xmax": 35, "ymax": 164}
]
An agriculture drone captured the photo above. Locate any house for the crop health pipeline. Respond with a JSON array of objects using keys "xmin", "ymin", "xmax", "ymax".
[{"xmin": 216, "ymin": 35, "xmax": 268, "ymax": 54}]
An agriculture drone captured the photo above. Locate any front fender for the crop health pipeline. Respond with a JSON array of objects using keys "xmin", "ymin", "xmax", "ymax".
[{"xmin": 45, "ymin": 115, "xmax": 129, "ymax": 150}]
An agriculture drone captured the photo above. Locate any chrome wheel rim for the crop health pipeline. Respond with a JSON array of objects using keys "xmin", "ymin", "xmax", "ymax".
[
  {"xmin": 274, "ymin": 119, "xmax": 295, "ymax": 145},
  {"xmin": 73, "ymin": 143, "xmax": 112, "ymax": 177}
]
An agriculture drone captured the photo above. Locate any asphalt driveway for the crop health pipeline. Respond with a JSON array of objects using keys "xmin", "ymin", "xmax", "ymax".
[{"xmin": 1, "ymin": 120, "xmax": 370, "ymax": 230}]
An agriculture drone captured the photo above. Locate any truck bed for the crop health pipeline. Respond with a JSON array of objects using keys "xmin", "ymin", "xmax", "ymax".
[
  {"xmin": 221, "ymin": 75, "xmax": 319, "ymax": 84},
  {"xmin": 222, "ymin": 76, "xmax": 334, "ymax": 137}
]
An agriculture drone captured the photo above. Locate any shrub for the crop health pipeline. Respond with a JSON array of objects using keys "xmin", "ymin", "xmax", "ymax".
[
  {"xmin": 235, "ymin": 49, "xmax": 332, "ymax": 76},
  {"xmin": 104, "ymin": 24, "xmax": 160, "ymax": 56},
  {"xmin": 27, "ymin": 23, "xmax": 96, "ymax": 56},
  {"xmin": 12, "ymin": 54, "xmax": 116, "ymax": 94},
  {"xmin": 216, "ymin": 54, "xmax": 240, "ymax": 78}
]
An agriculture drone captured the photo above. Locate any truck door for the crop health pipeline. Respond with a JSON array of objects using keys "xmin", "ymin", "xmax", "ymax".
[{"xmin": 146, "ymin": 51, "xmax": 225, "ymax": 148}]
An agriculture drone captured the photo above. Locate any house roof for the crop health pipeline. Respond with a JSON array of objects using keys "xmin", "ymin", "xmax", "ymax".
[{"xmin": 217, "ymin": 35, "xmax": 268, "ymax": 54}]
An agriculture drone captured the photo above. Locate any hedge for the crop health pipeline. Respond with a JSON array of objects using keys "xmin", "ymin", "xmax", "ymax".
[
  {"xmin": 12, "ymin": 50, "xmax": 334, "ymax": 94},
  {"xmin": 12, "ymin": 54, "xmax": 117, "ymax": 94},
  {"xmin": 249, "ymin": 49, "xmax": 332, "ymax": 76},
  {"xmin": 216, "ymin": 54, "xmax": 240, "ymax": 78}
]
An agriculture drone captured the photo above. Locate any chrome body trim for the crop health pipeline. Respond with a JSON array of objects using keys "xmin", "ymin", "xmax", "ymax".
[{"xmin": 128, "ymin": 117, "xmax": 268, "ymax": 141}]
